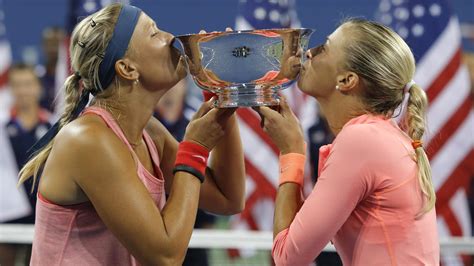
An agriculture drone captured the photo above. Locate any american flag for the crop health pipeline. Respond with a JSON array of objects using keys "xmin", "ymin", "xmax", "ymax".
[
  {"xmin": 231, "ymin": 0, "xmax": 318, "ymax": 258},
  {"xmin": 377, "ymin": 0, "xmax": 474, "ymax": 265}
]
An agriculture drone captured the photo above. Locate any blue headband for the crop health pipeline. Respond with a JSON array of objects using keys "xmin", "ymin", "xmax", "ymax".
[
  {"xmin": 28, "ymin": 4, "xmax": 142, "ymax": 156},
  {"xmin": 99, "ymin": 4, "xmax": 142, "ymax": 89}
]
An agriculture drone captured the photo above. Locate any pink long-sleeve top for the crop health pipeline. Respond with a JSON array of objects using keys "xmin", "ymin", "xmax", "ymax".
[{"xmin": 272, "ymin": 114, "xmax": 439, "ymax": 266}]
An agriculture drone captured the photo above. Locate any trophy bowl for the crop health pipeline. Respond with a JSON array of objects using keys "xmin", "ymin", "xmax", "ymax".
[{"xmin": 175, "ymin": 28, "xmax": 314, "ymax": 108}]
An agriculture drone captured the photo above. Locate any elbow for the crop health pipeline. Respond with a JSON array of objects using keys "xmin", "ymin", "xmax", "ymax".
[
  {"xmin": 223, "ymin": 196, "xmax": 245, "ymax": 215},
  {"xmin": 214, "ymin": 201, "xmax": 244, "ymax": 215},
  {"xmin": 272, "ymin": 247, "xmax": 292, "ymax": 266},
  {"xmin": 227, "ymin": 199, "xmax": 245, "ymax": 215},
  {"xmin": 141, "ymin": 239, "xmax": 186, "ymax": 266},
  {"xmin": 147, "ymin": 255, "xmax": 183, "ymax": 266}
]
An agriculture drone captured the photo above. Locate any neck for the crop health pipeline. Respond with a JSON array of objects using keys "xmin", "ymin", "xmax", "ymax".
[
  {"xmin": 92, "ymin": 83, "xmax": 166, "ymax": 145},
  {"xmin": 317, "ymin": 92, "xmax": 365, "ymax": 136}
]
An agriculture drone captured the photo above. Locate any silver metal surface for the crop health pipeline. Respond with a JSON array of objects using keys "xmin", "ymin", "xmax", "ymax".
[{"xmin": 176, "ymin": 28, "xmax": 314, "ymax": 107}]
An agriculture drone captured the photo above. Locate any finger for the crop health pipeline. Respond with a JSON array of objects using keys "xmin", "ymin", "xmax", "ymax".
[
  {"xmin": 215, "ymin": 108, "xmax": 236, "ymax": 124},
  {"xmin": 199, "ymin": 30, "xmax": 207, "ymax": 34},
  {"xmin": 225, "ymin": 27, "xmax": 233, "ymax": 32},
  {"xmin": 193, "ymin": 97, "xmax": 215, "ymax": 119},
  {"xmin": 279, "ymin": 96, "xmax": 294, "ymax": 117},
  {"xmin": 257, "ymin": 106, "xmax": 279, "ymax": 119},
  {"xmin": 200, "ymin": 107, "xmax": 220, "ymax": 120},
  {"xmin": 269, "ymin": 103, "xmax": 280, "ymax": 113},
  {"xmin": 216, "ymin": 107, "xmax": 237, "ymax": 116},
  {"xmin": 251, "ymin": 107, "xmax": 265, "ymax": 128}
]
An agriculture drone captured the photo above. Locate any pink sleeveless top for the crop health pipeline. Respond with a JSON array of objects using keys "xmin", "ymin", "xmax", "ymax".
[{"xmin": 30, "ymin": 106, "xmax": 166, "ymax": 266}]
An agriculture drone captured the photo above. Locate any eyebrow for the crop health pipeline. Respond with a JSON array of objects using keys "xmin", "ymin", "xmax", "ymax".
[{"xmin": 149, "ymin": 21, "xmax": 157, "ymax": 29}]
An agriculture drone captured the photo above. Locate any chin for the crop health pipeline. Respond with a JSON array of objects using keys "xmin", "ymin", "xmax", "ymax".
[
  {"xmin": 176, "ymin": 58, "xmax": 188, "ymax": 78},
  {"xmin": 297, "ymin": 79, "xmax": 309, "ymax": 93}
]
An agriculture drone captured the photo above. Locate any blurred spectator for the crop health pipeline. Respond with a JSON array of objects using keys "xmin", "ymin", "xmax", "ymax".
[
  {"xmin": 39, "ymin": 26, "xmax": 65, "ymax": 112},
  {"xmin": 0, "ymin": 63, "xmax": 51, "ymax": 266},
  {"xmin": 154, "ymin": 77, "xmax": 216, "ymax": 266}
]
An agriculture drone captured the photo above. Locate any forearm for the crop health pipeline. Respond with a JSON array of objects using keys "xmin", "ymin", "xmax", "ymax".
[
  {"xmin": 160, "ymin": 172, "xmax": 201, "ymax": 257},
  {"xmin": 273, "ymin": 183, "xmax": 304, "ymax": 237},
  {"xmin": 207, "ymin": 114, "xmax": 245, "ymax": 210}
]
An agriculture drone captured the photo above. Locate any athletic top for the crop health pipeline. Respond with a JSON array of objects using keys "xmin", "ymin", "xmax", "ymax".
[
  {"xmin": 272, "ymin": 114, "xmax": 439, "ymax": 266},
  {"xmin": 31, "ymin": 106, "xmax": 166, "ymax": 266}
]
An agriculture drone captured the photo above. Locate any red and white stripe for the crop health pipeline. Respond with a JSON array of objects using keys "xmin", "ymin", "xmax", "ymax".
[{"xmin": 415, "ymin": 16, "xmax": 474, "ymax": 266}]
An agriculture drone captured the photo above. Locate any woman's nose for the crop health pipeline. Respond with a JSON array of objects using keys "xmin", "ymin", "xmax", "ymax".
[
  {"xmin": 295, "ymin": 48, "xmax": 303, "ymax": 58},
  {"xmin": 164, "ymin": 32, "xmax": 175, "ymax": 44}
]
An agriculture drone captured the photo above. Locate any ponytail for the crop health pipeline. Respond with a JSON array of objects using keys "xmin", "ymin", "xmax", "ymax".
[{"xmin": 405, "ymin": 84, "xmax": 436, "ymax": 216}]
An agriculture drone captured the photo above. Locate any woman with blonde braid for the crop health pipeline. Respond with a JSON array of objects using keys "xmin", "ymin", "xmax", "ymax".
[
  {"xmin": 256, "ymin": 18, "xmax": 439, "ymax": 265},
  {"xmin": 19, "ymin": 3, "xmax": 245, "ymax": 265}
]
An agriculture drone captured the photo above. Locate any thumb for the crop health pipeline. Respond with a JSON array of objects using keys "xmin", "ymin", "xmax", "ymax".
[
  {"xmin": 257, "ymin": 106, "xmax": 279, "ymax": 119},
  {"xmin": 193, "ymin": 97, "xmax": 215, "ymax": 120},
  {"xmin": 279, "ymin": 96, "xmax": 295, "ymax": 118}
]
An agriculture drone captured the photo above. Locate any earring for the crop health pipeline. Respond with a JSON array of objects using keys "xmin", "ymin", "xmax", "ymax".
[
  {"xmin": 134, "ymin": 79, "xmax": 139, "ymax": 85},
  {"xmin": 335, "ymin": 85, "xmax": 340, "ymax": 91}
]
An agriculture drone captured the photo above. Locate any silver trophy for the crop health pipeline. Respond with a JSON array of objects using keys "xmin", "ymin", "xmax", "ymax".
[{"xmin": 176, "ymin": 28, "xmax": 314, "ymax": 107}]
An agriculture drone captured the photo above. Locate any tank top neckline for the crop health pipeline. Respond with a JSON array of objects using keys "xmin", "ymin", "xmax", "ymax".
[{"xmin": 81, "ymin": 106, "xmax": 164, "ymax": 184}]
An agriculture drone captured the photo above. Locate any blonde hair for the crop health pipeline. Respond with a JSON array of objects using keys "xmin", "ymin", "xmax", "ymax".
[
  {"xmin": 18, "ymin": 4, "xmax": 123, "ymax": 190},
  {"xmin": 341, "ymin": 18, "xmax": 435, "ymax": 215}
]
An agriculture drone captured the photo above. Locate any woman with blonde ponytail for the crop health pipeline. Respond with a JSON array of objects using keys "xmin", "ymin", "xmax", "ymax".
[
  {"xmin": 256, "ymin": 18, "xmax": 439, "ymax": 265},
  {"xmin": 21, "ymin": 3, "xmax": 245, "ymax": 265}
]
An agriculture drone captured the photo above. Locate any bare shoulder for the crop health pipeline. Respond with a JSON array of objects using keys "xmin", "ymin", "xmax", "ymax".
[
  {"xmin": 40, "ymin": 115, "xmax": 135, "ymax": 204},
  {"xmin": 55, "ymin": 116, "xmax": 122, "ymax": 156},
  {"xmin": 51, "ymin": 115, "xmax": 134, "ymax": 175}
]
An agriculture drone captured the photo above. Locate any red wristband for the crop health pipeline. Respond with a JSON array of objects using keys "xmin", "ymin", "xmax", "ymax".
[
  {"xmin": 174, "ymin": 141, "xmax": 210, "ymax": 181},
  {"xmin": 202, "ymin": 90, "xmax": 216, "ymax": 101}
]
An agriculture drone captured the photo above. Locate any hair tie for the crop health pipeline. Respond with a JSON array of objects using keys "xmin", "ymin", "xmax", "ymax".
[
  {"xmin": 77, "ymin": 41, "xmax": 86, "ymax": 48},
  {"xmin": 90, "ymin": 19, "xmax": 97, "ymax": 27},
  {"xmin": 404, "ymin": 80, "xmax": 416, "ymax": 94},
  {"xmin": 412, "ymin": 140, "xmax": 423, "ymax": 149},
  {"xmin": 74, "ymin": 72, "xmax": 81, "ymax": 79}
]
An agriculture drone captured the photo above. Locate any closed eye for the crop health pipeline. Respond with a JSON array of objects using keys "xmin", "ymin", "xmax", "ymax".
[{"xmin": 310, "ymin": 44, "xmax": 325, "ymax": 57}]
